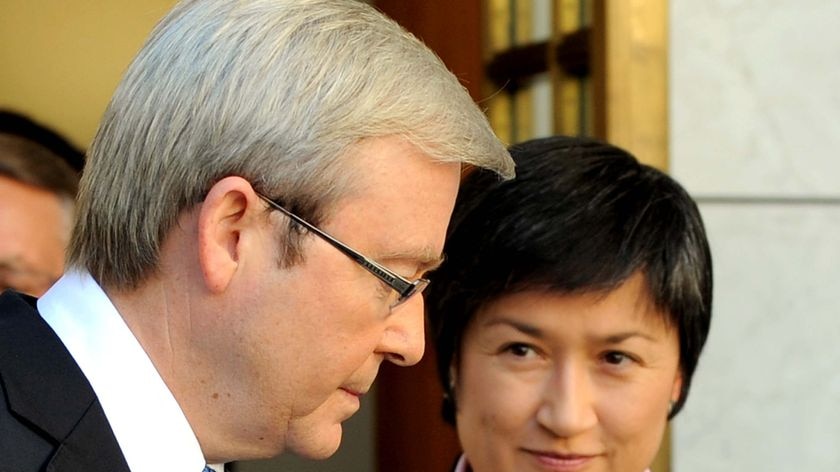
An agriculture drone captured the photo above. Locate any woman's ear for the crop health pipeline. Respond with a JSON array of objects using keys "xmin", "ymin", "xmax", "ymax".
[
  {"xmin": 671, "ymin": 370, "xmax": 684, "ymax": 401},
  {"xmin": 441, "ymin": 361, "xmax": 460, "ymax": 424},
  {"xmin": 197, "ymin": 176, "xmax": 261, "ymax": 293},
  {"xmin": 670, "ymin": 370, "xmax": 684, "ymax": 414}
]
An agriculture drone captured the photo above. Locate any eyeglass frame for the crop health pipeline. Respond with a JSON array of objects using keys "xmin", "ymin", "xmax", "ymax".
[{"xmin": 256, "ymin": 192, "xmax": 429, "ymax": 308}]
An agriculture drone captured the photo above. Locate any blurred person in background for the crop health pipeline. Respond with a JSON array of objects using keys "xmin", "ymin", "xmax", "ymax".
[{"xmin": 0, "ymin": 111, "xmax": 81, "ymax": 296}]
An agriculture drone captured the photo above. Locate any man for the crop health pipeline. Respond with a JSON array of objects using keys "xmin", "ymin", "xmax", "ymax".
[
  {"xmin": 0, "ymin": 125, "xmax": 80, "ymax": 296},
  {"xmin": 0, "ymin": 1, "xmax": 513, "ymax": 471}
]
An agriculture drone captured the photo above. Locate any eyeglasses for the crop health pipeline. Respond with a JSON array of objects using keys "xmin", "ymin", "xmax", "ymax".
[{"xmin": 257, "ymin": 193, "xmax": 429, "ymax": 308}]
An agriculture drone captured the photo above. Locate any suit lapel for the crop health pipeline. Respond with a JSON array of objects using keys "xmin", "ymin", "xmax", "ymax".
[
  {"xmin": 0, "ymin": 291, "xmax": 130, "ymax": 472},
  {"xmin": 45, "ymin": 398, "xmax": 130, "ymax": 472}
]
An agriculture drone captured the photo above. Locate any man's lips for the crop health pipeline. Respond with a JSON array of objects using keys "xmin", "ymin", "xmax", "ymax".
[{"xmin": 340, "ymin": 387, "xmax": 365, "ymax": 398}]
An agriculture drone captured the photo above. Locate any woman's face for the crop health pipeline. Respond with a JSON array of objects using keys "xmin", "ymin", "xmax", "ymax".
[{"xmin": 454, "ymin": 272, "xmax": 682, "ymax": 472}]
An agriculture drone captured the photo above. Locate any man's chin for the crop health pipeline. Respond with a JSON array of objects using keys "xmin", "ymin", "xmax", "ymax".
[
  {"xmin": 286, "ymin": 422, "xmax": 344, "ymax": 460},
  {"xmin": 284, "ymin": 389, "xmax": 363, "ymax": 459}
]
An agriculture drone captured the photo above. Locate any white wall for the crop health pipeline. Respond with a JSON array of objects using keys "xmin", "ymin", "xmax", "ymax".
[{"xmin": 669, "ymin": 1, "xmax": 840, "ymax": 470}]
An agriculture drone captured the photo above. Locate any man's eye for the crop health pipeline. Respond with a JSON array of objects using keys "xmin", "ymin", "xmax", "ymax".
[{"xmin": 374, "ymin": 280, "xmax": 392, "ymax": 299}]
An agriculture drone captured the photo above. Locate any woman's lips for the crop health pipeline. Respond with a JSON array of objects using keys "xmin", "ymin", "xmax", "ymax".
[{"xmin": 523, "ymin": 449, "xmax": 600, "ymax": 471}]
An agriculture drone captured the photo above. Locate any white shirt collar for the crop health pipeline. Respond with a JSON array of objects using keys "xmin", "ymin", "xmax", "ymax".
[
  {"xmin": 454, "ymin": 455, "xmax": 469, "ymax": 472},
  {"xmin": 38, "ymin": 270, "xmax": 207, "ymax": 472}
]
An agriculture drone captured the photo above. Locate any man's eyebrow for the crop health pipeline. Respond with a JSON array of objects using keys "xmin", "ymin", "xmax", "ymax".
[
  {"xmin": 378, "ymin": 248, "xmax": 445, "ymax": 273},
  {"xmin": 418, "ymin": 254, "xmax": 446, "ymax": 272}
]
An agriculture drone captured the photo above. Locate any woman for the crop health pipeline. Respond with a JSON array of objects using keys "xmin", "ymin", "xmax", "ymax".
[{"xmin": 427, "ymin": 136, "xmax": 712, "ymax": 472}]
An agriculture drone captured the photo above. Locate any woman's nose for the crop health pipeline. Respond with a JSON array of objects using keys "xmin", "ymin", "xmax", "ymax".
[{"xmin": 536, "ymin": 362, "xmax": 598, "ymax": 437}]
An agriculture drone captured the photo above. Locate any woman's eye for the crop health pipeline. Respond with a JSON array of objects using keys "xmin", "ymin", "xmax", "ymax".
[
  {"xmin": 504, "ymin": 343, "xmax": 537, "ymax": 358},
  {"xmin": 603, "ymin": 351, "xmax": 633, "ymax": 366}
]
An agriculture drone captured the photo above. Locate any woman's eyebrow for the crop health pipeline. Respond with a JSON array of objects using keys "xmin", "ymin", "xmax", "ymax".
[
  {"xmin": 481, "ymin": 316, "xmax": 544, "ymax": 338},
  {"xmin": 598, "ymin": 331, "xmax": 659, "ymax": 344},
  {"xmin": 480, "ymin": 318, "xmax": 662, "ymax": 344}
]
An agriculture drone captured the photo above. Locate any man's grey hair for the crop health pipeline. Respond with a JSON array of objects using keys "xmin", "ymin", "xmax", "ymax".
[{"xmin": 68, "ymin": 0, "xmax": 513, "ymax": 290}]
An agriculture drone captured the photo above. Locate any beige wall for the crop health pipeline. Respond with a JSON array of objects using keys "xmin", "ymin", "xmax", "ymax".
[{"xmin": 0, "ymin": 1, "xmax": 176, "ymax": 149}]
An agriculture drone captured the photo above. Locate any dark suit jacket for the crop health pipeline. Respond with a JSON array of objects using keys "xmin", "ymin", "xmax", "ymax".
[{"xmin": 0, "ymin": 290, "xmax": 130, "ymax": 472}]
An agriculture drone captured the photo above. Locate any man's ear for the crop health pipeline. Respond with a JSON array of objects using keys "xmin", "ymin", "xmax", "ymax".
[{"xmin": 197, "ymin": 176, "xmax": 261, "ymax": 293}]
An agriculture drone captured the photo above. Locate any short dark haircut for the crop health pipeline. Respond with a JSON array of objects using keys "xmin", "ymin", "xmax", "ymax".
[
  {"xmin": 0, "ymin": 110, "xmax": 85, "ymax": 173},
  {"xmin": 0, "ymin": 133, "xmax": 79, "ymax": 199},
  {"xmin": 427, "ymin": 135, "xmax": 713, "ymax": 424}
]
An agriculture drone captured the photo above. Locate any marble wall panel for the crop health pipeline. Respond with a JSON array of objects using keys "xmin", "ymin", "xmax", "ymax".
[
  {"xmin": 672, "ymin": 204, "xmax": 840, "ymax": 471},
  {"xmin": 670, "ymin": 0, "xmax": 840, "ymax": 197}
]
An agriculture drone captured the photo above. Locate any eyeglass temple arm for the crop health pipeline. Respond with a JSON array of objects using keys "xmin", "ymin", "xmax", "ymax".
[{"xmin": 257, "ymin": 194, "xmax": 414, "ymax": 294}]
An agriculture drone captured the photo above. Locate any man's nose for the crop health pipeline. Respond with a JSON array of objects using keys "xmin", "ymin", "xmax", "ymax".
[{"xmin": 378, "ymin": 293, "xmax": 426, "ymax": 366}]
